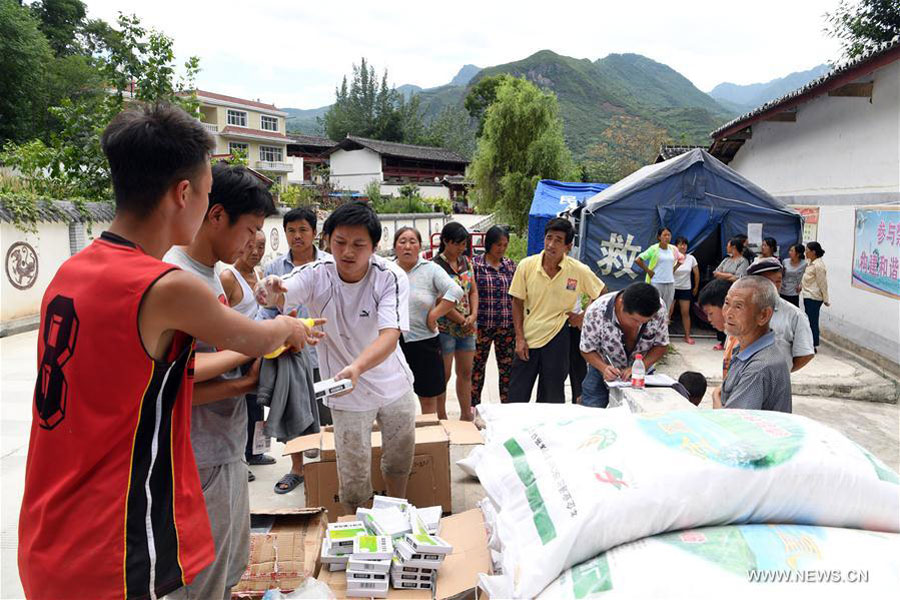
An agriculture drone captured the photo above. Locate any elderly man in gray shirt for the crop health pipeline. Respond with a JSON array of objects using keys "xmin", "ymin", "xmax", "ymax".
[
  {"xmin": 721, "ymin": 276, "xmax": 792, "ymax": 412},
  {"xmin": 746, "ymin": 257, "xmax": 815, "ymax": 371}
]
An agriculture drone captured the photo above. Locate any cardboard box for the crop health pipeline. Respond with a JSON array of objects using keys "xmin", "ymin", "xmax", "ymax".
[
  {"xmin": 435, "ymin": 509, "xmax": 492, "ymax": 600},
  {"xmin": 233, "ymin": 507, "xmax": 327, "ymax": 598},
  {"xmin": 286, "ymin": 415, "xmax": 482, "ymax": 522},
  {"xmin": 319, "ymin": 509, "xmax": 489, "ymax": 600}
]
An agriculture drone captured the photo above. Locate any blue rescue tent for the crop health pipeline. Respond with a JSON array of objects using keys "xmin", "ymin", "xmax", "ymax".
[
  {"xmin": 528, "ymin": 180, "xmax": 610, "ymax": 256},
  {"xmin": 579, "ymin": 149, "xmax": 802, "ymax": 291}
]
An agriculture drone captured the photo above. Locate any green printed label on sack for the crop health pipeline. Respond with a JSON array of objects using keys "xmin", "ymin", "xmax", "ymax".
[
  {"xmin": 594, "ymin": 466, "xmax": 628, "ymax": 490},
  {"xmin": 637, "ymin": 410, "xmax": 805, "ymax": 468},
  {"xmin": 658, "ymin": 527, "xmax": 758, "ymax": 576},
  {"xmin": 659, "ymin": 524, "xmax": 834, "ymax": 575},
  {"xmin": 504, "ymin": 438, "xmax": 557, "ymax": 544},
  {"xmin": 578, "ymin": 428, "xmax": 617, "ymax": 452},
  {"xmin": 855, "ymin": 443, "xmax": 900, "ymax": 484},
  {"xmin": 568, "ymin": 553, "xmax": 613, "ymax": 598}
]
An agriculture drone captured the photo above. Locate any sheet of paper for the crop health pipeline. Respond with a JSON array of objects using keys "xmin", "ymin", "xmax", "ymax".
[
  {"xmin": 605, "ymin": 374, "xmax": 677, "ymax": 388},
  {"xmin": 645, "ymin": 373, "xmax": 677, "ymax": 386},
  {"xmin": 747, "ymin": 223, "xmax": 763, "ymax": 247}
]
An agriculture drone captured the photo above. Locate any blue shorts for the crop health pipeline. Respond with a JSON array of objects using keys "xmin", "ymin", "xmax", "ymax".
[{"xmin": 439, "ymin": 331, "xmax": 476, "ymax": 354}]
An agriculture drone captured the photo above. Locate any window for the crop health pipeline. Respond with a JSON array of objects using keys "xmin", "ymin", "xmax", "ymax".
[
  {"xmin": 228, "ymin": 142, "xmax": 249, "ymax": 156},
  {"xmin": 261, "ymin": 115, "xmax": 278, "ymax": 132},
  {"xmin": 227, "ymin": 109, "xmax": 247, "ymax": 127},
  {"xmin": 259, "ymin": 145, "xmax": 283, "ymax": 162}
]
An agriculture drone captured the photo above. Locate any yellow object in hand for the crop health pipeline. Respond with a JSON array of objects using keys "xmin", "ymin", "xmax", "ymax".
[{"xmin": 263, "ymin": 318, "xmax": 318, "ymax": 359}]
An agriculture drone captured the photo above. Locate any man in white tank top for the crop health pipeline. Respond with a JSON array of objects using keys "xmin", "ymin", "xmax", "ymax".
[
  {"xmin": 220, "ymin": 231, "xmax": 270, "ymax": 474},
  {"xmin": 221, "ymin": 231, "xmax": 265, "ymax": 319}
]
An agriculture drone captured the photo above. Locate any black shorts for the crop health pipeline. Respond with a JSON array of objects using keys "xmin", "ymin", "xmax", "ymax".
[
  {"xmin": 399, "ymin": 335, "xmax": 446, "ymax": 398},
  {"xmin": 674, "ymin": 288, "xmax": 693, "ymax": 301}
]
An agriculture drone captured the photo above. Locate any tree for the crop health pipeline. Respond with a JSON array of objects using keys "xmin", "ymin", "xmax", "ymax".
[
  {"xmin": 1, "ymin": 12, "xmax": 201, "ymax": 202},
  {"xmin": 0, "ymin": 0, "xmax": 54, "ymax": 144},
  {"xmin": 464, "ymin": 74, "xmax": 511, "ymax": 137},
  {"xmin": 31, "ymin": 0, "xmax": 87, "ymax": 56},
  {"xmin": 323, "ymin": 58, "xmax": 430, "ymax": 144},
  {"xmin": 469, "ymin": 77, "xmax": 575, "ymax": 231},
  {"xmin": 324, "ymin": 58, "xmax": 416, "ymax": 142},
  {"xmin": 421, "ymin": 105, "xmax": 477, "ymax": 159},
  {"xmin": 825, "ymin": 0, "xmax": 900, "ymax": 60},
  {"xmin": 580, "ymin": 115, "xmax": 671, "ymax": 183}
]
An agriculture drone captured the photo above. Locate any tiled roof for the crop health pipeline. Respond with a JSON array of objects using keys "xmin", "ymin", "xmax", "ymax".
[
  {"xmin": 710, "ymin": 37, "xmax": 900, "ymax": 139},
  {"xmin": 220, "ymin": 126, "xmax": 289, "ymax": 141},
  {"xmin": 0, "ymin": 199, "xmax": 116, "ymax": 224},
  {"xmin": 656, "ymin": 144, "xmax": 709, "ymax": 162},
  {"xmin": 289, "ymin": 134, "xmax": 337, "ymax": 148},
  {"xmin": 331, "ymin": 136, "xmax": 469, "ymax": 163},
  {"xmin": 194, "ymin": 89, "xmax": 281, "ymax": 112}
]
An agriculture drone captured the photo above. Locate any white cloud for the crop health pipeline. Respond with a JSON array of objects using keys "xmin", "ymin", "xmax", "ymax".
[{"xmin": 83, "ymin": 0, "xmax": 843, "ymax": 109}]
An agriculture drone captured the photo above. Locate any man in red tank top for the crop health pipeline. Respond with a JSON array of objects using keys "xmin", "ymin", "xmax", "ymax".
[{"xmin": 18, "ymin": 103, "xmax": 321, "ymax": 600}]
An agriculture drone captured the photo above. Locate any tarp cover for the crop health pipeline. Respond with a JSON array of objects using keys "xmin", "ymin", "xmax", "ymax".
[
  {"xmin": 528, "ymin": 180, "xmax": 610, "ymax": 256},
  {"xmin": 578, "ymin": 149, "xmax": 802, "ymax": 290}
]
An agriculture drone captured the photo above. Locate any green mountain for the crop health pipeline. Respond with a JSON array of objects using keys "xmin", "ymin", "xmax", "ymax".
[
  {"xmin": 466, "ymin": 50, "xmax": 736, "ymax": 157},
  {"xmin": 709, "ymin": 64, "xmax": 830, "ymax": 113},
  {"xmin": 285, "ymin": 51, "xmax": 739, "ymax": 161},
  {"xmin": 284, "ymin": 105, "xmax": 328, "ymax": 135}
]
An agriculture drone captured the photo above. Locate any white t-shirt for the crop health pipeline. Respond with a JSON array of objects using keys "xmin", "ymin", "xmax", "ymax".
[
  {"xmin": 651, "ymin": 246, "xmax": 676, "ymax": 284},
  {"xmin": 673, "ymin": 254, "xmax": 698, "ymax": 290},
  {"xmin": 281, "ymin": 253, "xmax": 414, "ymax": 411}
]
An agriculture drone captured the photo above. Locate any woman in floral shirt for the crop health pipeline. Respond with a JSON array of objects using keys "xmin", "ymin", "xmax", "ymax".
[
  {"xmin": 433, "ymin": 222, "xmax": 478, "ymax": 421},
  {"xmin": 472, "ymin": 225, "xmax": 516, "ymax": 405}
]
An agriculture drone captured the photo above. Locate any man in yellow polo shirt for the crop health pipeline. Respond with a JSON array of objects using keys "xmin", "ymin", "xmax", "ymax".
[{"xmin": 508, "ymin": 218, "xmax": 605, "ymax": 403}]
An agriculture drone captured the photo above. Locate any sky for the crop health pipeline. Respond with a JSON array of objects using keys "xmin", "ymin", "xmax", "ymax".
[{"xmin": 83, "ymin": 0, "xmax": 845, "ymax": 110}]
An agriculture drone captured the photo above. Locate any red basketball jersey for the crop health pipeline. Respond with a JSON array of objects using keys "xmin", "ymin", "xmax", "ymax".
[{"xmin": 18, "ymin": 232, "xmax": 214, "ymax": 600}]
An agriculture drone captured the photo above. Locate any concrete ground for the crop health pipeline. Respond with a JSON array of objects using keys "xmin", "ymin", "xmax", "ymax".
[{"xmin": 2, "ymin": 329, "xmax": 898, "ymax": 598}]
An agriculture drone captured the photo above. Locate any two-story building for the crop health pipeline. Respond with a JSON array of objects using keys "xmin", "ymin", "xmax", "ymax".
[
  {"xmin": 327, "ymin": 135, "xmax": 469, "ymax": 200},
  {"xmin": 194, "ymin": 90, "xmax": 294, "ymax": 184}
]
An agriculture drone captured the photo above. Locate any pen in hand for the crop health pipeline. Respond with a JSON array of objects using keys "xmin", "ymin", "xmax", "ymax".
[{"xmin": 602, "ymin": 352, "xmax": 623, "ymax": 381}]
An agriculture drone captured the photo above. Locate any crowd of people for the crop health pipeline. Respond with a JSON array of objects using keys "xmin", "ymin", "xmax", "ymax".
[{"xmin": 17, "ymin": 102, "xmax": 831, "ymax": 600}]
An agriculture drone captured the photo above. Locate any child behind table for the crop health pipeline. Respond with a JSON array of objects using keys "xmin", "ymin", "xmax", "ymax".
[{"xmin": 676, "ymin": 371, "xmax": 708, "ymax": 406}]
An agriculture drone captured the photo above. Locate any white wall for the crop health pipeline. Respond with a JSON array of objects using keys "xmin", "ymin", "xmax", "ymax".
[
  {"xmin": 375, "ymin": 213, "xmax": 449, "ymax": 254},
  {"xmin": 811, "ymin": 205, "xmax": 899, "ymax": 363},
  {"xmin": 381, "ymin": 182, "xmax": 450, "ymax": 201},
  {"xmin": 726, "ymin": 60, "xmax": 900, "ymax": 365},
  {"xmin": 329, "ymin": 148, "xmax": 382, "ymax": 193},
  {"xmin": 260, "ymin": 214, "xmax": 288, "ymax": 267},
  {"xmin": 730, "ymin": 62, "xmax": 899, "ymax": 198},
  {"xmin": 1, "ymin": 220, "xmax": 110, "ymax": 323},
  {"xmin": 286, "ymin": 156, "xmax": 304, "ymax": 184}
]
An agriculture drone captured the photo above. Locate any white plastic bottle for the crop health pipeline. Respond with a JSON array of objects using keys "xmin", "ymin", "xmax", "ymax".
[{"xmin": 631, "ymin": 354, "xmax": 646, "ymax": 389}]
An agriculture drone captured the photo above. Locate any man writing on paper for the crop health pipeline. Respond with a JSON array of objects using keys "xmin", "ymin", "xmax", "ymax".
[{"xmin": 579, "ymin": 282, "xmax": 669, "ymax": 408}]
